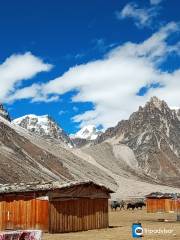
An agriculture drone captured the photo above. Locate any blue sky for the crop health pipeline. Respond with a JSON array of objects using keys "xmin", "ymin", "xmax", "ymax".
[{"xmin": 0, "ymin": 0, "xmax": 180, "ymax": 133}]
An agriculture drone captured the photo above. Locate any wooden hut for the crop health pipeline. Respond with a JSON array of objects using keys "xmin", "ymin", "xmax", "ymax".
[
  {"xmin": 0, "ymin": 181, "xmax": 113, "ymax": 233},
  {"xmin": 146, "ymin": 192, "xmax": 180, "ymax": 213}
]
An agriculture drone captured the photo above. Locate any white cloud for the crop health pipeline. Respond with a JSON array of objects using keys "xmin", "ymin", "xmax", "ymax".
[
  {"xmin": 0, "ymin": 52, "xmax": 52, "ymax": 101},
  {"xmin": 109, "ymin": 22, "xmax": 179, "ymax": 62},
  {"xmin": 5, "ymin": 22, "xmax": 180, "ymax": 130},
  {"xmin": 146, "ymin": 69, "xmax": 180, "ymax": 107},
  {"xmin": 150, "ymin": 0, "xmax": 162, "ymax": 5},
  {"xmin": 7, "ymin": 83, "xmax": 59, "ymax": 103},
  {"xmin": 116, "ymin": 2, "xmax": 158, "ymax": 28}
]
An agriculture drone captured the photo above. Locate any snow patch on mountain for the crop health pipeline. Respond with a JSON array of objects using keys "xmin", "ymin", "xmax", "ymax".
[
  {"xmin": 71, "ymin": 125, "xmax": 101, "ymax": 140},
  {"xmin": 13, "ymin": 114, "xmax": 73, "ymax": 146},
  {"xmin": 14, "ymin": 114, "xmax": 53, "ymax": 134}
]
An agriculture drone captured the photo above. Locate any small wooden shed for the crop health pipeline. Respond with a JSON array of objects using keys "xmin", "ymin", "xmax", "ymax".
[
  {"xmin": 0, "ymin": 180, "xmax": 113, "ymax": 233},
  {"xmin": 146, "ymin": 192, "xmax": 180, "ymax": 213}
]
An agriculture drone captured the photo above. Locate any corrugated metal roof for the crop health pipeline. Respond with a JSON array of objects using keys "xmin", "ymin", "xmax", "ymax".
[
  {"xmin": 0, "ymin": 180, "xmax": 114, "ymax": 194},
  {"xmin": 146, "ymin": 192, "xmax": 180, "ymax": 199}
]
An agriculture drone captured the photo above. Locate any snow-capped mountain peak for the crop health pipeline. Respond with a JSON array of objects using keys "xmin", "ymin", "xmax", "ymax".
[
  {"xmin": 72, "ymin": 125, "xmax": 101, "ymax": 140},
  {"xmin": 13, "ymin": 114, "xmax": 73, "ymax": 146},
  {"xmin": 13, "ymin": 114, "xmax": 55, "ymax": 134}
]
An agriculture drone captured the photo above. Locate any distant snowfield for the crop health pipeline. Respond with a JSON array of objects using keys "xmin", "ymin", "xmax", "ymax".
[
  {"xmin": 70, "ymin": 125, "xmax": 101, "ymax": 140},
  {"xmin": 13, "ymin": 114, "xmax": 53, "ymax": 135},
  {"xmin": 13, "ymin": 114, "xmax": 64, "ymax": 135}
]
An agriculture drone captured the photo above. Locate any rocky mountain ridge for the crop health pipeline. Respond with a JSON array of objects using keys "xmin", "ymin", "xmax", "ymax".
[
  {"xmin": 0, "ymin": 114, "xmax": 117, "ymax": 190},
  {"xmin": 95, "ymin": 97, "xmax": 180, "ymax": 184},
  {"xmin": 176, "ymin": 109, "xmax": 180, "ymax": 120},
  {"xmin": 1, "ymin": 97, "xmax": 180, "ymax": 198},
  {"xmin": 0, "ymin": 104, "xmax": 11, "ymax": 121}
]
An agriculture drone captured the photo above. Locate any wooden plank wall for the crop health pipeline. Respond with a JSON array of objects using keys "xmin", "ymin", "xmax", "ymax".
[
  {"xmin": 147, "ymin": 199, "xmax": 165, "ymax": 213},
  {"xmin": 49, "ymin": 198, "xmax": 108, "ymax": 233},
  {"xmin": 147, "ymin": 199, "xmax": 180, "ymax": 213},
  {"xmin": 0, "ymin": 196, "xmax": 49, "ymax": 232}
]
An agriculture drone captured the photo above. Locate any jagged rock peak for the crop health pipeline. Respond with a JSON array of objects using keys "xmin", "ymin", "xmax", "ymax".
[
  {"xmin": 13, "ymin": 114, "xmax": 73, "ymax": 147},
  {"xmin": 132, "ymin": 97, "xmax": 174, "ymax": 123},
  {"xmin": 96, "ymin": 96, "xmax": 180, "ymax": 184},
  {"xmin": 0, "ymin": 104, "xmax": 11, "ymax": 121},
  {"xmin": 150, "ymin": 96, "xmax": 162, "ymax": 105},
  {"xmin": 145, "ymin": 96, "xmax": 167, "ymax": 110}
]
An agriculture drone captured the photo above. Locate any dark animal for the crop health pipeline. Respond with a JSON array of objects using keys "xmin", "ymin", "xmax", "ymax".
[
  {"xmin": 127, "ymin": 203, "xmax": 136, "ymax": 210},
  {"xmin": 120, "ymin": 200, "xmax": 126, "ymax": 210},
  {"xmin": 135, "ymin": 202, "xmax": 146, "ymax": 210},
  {"xmin": 111, "ymin": 201, "xmax": 121, "ymax": 211}
]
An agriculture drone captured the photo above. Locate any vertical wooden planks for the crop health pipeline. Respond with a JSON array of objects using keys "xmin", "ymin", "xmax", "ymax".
[
  {"xmin": 0, "ymin": 195, "xmax": 49, "ymax": 232},
  {"xmin": 49, "ymin": 201, "xmax": 55, "ymax": 233},
  {"xmin": 0, "ymin": 194, "xmax": 109, "ymax": 233},
  {"xmin": 49, "ymin": 198, "xmax": 109, "ymax": 233},
  {"xmin": 0, "ymin": 200, "xmax": 2, "ymax": 230}
]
